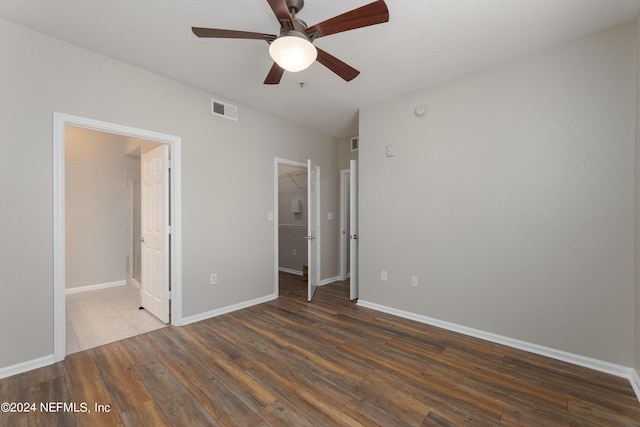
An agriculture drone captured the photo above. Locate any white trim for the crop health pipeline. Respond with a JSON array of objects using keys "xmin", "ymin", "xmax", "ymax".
[
  {"xmin": 339, "ymin": 168, "xmax": 350, "ymax": 281},
  {"xmin": 130, "ymin": 278, "xmax": 142, "ymax": 290},
  {"xmin": 279, "ymin": 267, "xmax": 303, "ymax": 276},
  {"xmin": 320, "ymin": 276, "xmax": 342, "ymax": 286},
  {"xmin": 277, "ymin": 270, "xmax": 339, "ymax": 286},
  {"xmin": 357, "ymin": 299, "xmax": 640, "ymax": 402},
  {"xmin": 306, "ymin": 161, "xmax": 322, "ymax": 301},
  {"xmin": 0, "ymin": 355, "xmax": 55, "ymax": 380},
  {"xmin": 53, "ymin": 115, "xmax": 65, "ymax": 364},
  {"xmin": 182, "ymin": 294, "xmax": 277, "ymax": 326},
  {"xmin": 53, "ymin": 112, "xmax": 184, "ymax": 364},
  {"xmin": 630, "ymin": 369, "xmax": 640, "ymax": 402},
  {"xmin": 64, "ymin": 280, "xmax": 126, "ymax": 295}
]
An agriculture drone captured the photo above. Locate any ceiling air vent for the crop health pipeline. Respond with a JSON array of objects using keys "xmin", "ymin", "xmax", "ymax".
[{"xmin": 211, "ymin": 99, "xmax": 238, "ymax": 121}]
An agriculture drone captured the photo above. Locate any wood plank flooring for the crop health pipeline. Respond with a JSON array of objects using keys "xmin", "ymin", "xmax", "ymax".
[{"xmin": 2, "ymin": 273, "xmax": 640, "ymax": 426}]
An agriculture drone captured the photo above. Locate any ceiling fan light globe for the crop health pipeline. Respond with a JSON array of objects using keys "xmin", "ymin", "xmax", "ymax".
[{"xmin": 269, "ymin": 32, "xmax": 317, "ymax": 72}]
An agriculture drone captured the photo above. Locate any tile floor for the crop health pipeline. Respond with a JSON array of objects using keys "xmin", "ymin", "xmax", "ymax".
[{"xmin": 65, "ymin": 284, "xmax": 166, "ymax": 355}]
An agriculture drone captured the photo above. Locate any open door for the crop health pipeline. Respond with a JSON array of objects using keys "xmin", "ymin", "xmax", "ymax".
[
  {"xmin": 307, "ymin": 159, "xmax": 321, "ymax": 301},
  {"xmin": 141, "ymin": 144, "xmax": 170, "ymax": 323},
  {"xmin": 350, "ymin": 159, "xmax": 359, "ymax": 300}
]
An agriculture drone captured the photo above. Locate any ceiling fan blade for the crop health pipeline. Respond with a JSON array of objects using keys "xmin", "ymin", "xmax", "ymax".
[
  {"xmin": 192, "ymin": 27, "xmax": 276, "ymax": 42},
  {"xmin": 306, "ymin": 0, "xmax": 389, "ymax": 39},
  {"xmin": 264, "ymin": 62, "xmax": 285, "ymax": 85},
  {"xmin": 316, "ymin": 48, "xmax": 360, "ymax": 82},
  {"xmin": 266, "ymin": 0, "xmax": 293, "ymax": 28}
]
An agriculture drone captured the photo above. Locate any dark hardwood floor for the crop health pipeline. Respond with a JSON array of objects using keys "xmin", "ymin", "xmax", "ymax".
[{"xmin": 1, "ymin": 272, "xmax": 640, "ymax": 426}]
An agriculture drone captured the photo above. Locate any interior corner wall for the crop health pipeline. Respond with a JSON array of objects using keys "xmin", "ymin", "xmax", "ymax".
[
  {"xmin": 0, "ymin": 18, "xmax": 337, "ymax": 370},
  {"xmin": 359, "ymin": 22, "xmax": 636, "ymax": 366},
  {"xmin": 635, "ymin": 13, "xmax": 640, "ymax": 373},
  {"xmin": 65, "ymin": 126, "xmax": 128, "ymax": 289},
  {"xmin": 338, "ymin": 135, "xmax": 359, "ymax": 171}
]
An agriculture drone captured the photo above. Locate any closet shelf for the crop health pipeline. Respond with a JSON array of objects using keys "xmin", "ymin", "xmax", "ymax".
[{"xmin": 279, "ymin": 224, "xmax": 308, "ymax": 229}]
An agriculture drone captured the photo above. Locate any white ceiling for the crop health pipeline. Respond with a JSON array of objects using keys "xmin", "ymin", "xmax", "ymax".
[{"xmin": 1, "ymin": 0, "xmax": 639, "ymax": 138}]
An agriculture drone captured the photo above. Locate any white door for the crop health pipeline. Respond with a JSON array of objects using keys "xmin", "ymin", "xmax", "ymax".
[
  {"xmin": 339, "ymin": 169, "xmax": 350, "ymax": 281},
  {"xmin": 350, "ymin": 160, "xmax": 359, "ymax": 300},
  {"xmin": 307, "ymin": 160, "xmax": 321, "ymax": 301},
  {"xmin": 141, "ymin": 144, "xmax": 170, "ymax": 323}
]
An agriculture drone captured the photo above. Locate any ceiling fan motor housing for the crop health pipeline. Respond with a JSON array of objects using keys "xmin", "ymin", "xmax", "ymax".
[
  {"xmin": 281, "ymin": 0, "xmax": 310, "ymax": 37},
  {"xmin": 286, "ymin": 0, "xmax": 305, "ymax": 14}
]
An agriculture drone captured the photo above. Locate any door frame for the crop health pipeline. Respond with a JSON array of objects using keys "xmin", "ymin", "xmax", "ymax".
[
  {"xmin": 307, "ymin": 160, "xmax": 321, "ymax": 301},
  {"xmin": 140, "ymin": 144, "xmax": 171, "ymax": 323},
  {"xmin": 349, "ymin": 159, "xmax": 359, "ymax": 300},
  {"xmin": 273, "ymin": 157, "xmax": 307, "ymax": 297},
  {"xmin": 53, "ymin": 113, "xmax": 183, "ymax": 362},
  {"xmin": 339, "ymin": 168, "xmax": 350, "ymax": 281}
]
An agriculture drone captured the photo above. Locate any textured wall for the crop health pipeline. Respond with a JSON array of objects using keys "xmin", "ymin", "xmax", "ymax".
[
  {"xmin": 0, "ymin": 18, "xmax": 338, "ymax": 370},
  {"xmin": 359, "ymin": 23, "xmax": 636, "ymax": 365},
  {"xmin": 65, "ymin": 127, "xmax": 128, "ymax": 289}
]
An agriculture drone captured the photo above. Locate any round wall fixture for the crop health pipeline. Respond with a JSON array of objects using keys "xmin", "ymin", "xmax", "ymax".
[{"xmin": 414, "ymin": 104, "xmax": 427, "ymax": 118}]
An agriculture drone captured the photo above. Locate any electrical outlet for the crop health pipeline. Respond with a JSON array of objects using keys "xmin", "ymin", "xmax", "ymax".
[
  {"xmin": 381, "ymin": 270, "xmax": 388, "ymax": 281},
  {"xmin": 210, "ymin": 273, "xmax": 218, "ymax": 285},
  {"xmin": 292, "ymin": 248, "xmax": 296, "ymax": 256},
  {"xmin": 411, "ymin": 276, "xmax": 418, "ymax": 287}
]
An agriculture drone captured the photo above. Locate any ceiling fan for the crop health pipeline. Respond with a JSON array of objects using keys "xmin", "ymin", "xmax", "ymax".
[{"xmin": 192, "ymin": 0, "xmax": 389, "ymax": 85}]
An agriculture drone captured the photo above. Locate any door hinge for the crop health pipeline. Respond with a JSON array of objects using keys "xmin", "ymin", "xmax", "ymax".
[
  {"xmin": 167, "ymin": 290, "xmax": 172, "ymax": 300},
  {"xmin": 167, "ymin": 225, "xmax": 172, "ymax": 235}
]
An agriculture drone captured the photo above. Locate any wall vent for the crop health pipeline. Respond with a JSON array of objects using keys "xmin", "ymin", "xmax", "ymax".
[
  {"xmin": 350, "ymin": 136, "xmax": 359, "ymax": 151},
  {"xmin": 211, "ymin": 99, "xmax": 238, "ymax": 121}
]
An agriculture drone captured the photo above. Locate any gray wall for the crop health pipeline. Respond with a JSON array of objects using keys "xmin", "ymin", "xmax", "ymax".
[
  {"xmin": 65, "ymin": 127, "xmax": 128, "ymax": 289},
  {"xmin": 338, "ymin": 136, "xmax": 359, "ymax": 171},
  {"xmin": 635, "ymin": 16, "xmax": 640, "ymax": 375},
  {"xmin": 359, "ymin": 23, "xmax": 636, "ymax": 366},
  {"xmin": 0, "ymin": 18, "xmax": 338, "ymax": 370}
]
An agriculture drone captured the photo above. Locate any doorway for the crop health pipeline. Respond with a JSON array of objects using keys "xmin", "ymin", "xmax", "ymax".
[
  {"xmin": 340, "ymin": 160, "xmax": 359, "ymax": 300},
  {"xmin": 64, "ymin": 128, "xmax": 167, "ymax": 354},
  {"xmin": 273, "ymin": 158, "xmax": 320, "ymax": 301},
  {"xmin": 275, "ymin": 161, "xmax": 308, "ymax": 298},
  {"xmin": 53, "ymin": 113, "xmax": 183, "ymax": 362}
]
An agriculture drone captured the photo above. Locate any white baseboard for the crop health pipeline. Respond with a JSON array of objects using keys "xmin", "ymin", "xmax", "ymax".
[
  {"xmin": 279, "ymin": 267, "xmax": 302, "ymax": 276},
  {"xmin": 182, "ymin": 294, "xmax": 277, "ymax": 326},
  {"xmin": 0, "ymin": 354, "xmax": 54, "ymax": 380},
  {"xmin": 65, "ymin": 280, "xmax": 126, "ymax": 295},
  {"xmin": 357, "ymin": 300, "xmax": 639, "ymax": 403},
  {"xmin": 320, "ymin": 276, "xmax": 341, "ymax": 286},
  {"xmin": 278, "ymin": 267, "xmax": 341, "ymax": 287},
  {"xmin": 631, "ymin": 369, "xmax": 640, "ymax": 402},
  {"xmin": 278, "ymin": 269, "xmax": 340, "ymax": 287},
  {"xmin": 129, "ymin": 278, "xmax": 141, "ymax": 290}
]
